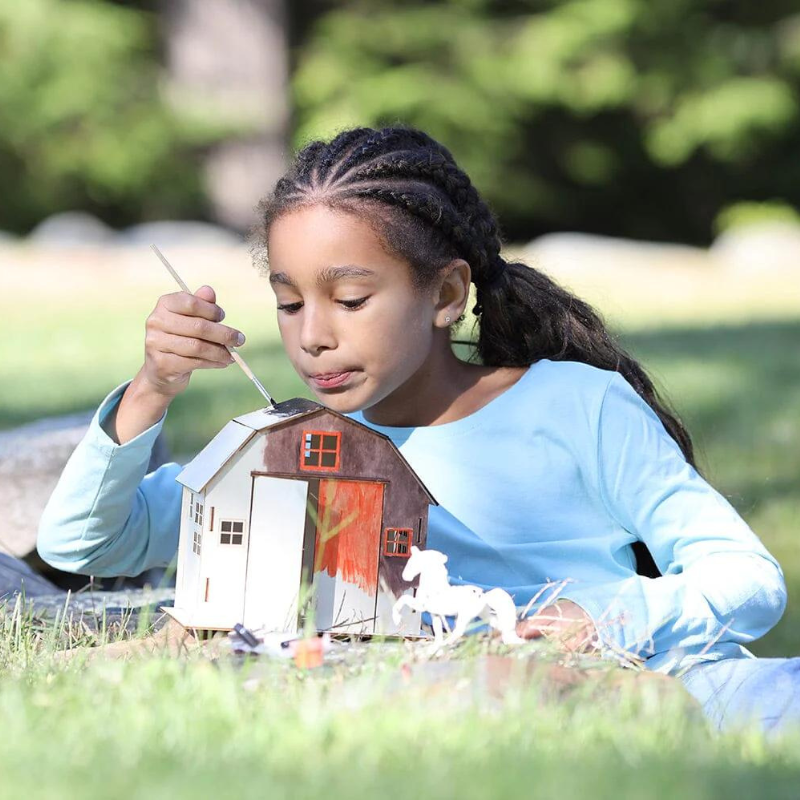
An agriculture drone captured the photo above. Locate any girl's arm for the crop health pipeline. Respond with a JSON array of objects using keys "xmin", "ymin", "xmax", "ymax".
[
  {"xmin": 36, "ymin": 380, "xmax": 184, "ymax": 577},
  {"xmin": 559, "ymin": 372, "xmax": 787, "ymax": 671}
]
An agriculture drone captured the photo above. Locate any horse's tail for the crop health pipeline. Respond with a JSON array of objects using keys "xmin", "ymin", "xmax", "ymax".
[{"xmin": 483, "ymin": 588, "xmax": 525, "ymax": 644}]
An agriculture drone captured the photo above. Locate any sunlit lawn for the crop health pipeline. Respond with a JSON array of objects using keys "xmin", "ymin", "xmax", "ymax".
[{"xmin": 2, "ymin": 243, "xmax": 799, "ymax": 797}]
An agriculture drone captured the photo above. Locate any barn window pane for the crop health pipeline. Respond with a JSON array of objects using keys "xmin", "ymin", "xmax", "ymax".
[
  {"xmin": 301, "ymin": 430, "xmax": 341, "ymax": 471},
  {"xmin": 233, "ymin": 522, "xmax": 244, "ymax": 533},
  {"xmin": 232, "ymin": 534, "xmax": 243, "ymax": 545},
  {"xmin": 384, "ymin": 528, "xmax": 412, "ymax": 557},
  {"xmin": 220, "ymin": 533, "xmax": 231, "ymax": 545},
  {"xmin": 221, "ymin": 521, "xmax": 232, "ymax": 532}
]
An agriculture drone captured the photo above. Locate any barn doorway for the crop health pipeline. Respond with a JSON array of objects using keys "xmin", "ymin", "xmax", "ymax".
[{"xmin": 309, "ymin": 479, "xmax": 385, "ymax": 633}]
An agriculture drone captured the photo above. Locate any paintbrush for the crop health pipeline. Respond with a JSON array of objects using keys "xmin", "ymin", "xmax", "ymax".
[{"xmin": 149, "ymin": 244, "xmax": 276, "ymax": 409}]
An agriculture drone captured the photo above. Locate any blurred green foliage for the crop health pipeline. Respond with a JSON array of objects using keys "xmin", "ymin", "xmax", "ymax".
[
  {"xmin": 714, "ymin": 199, "xmax": 800, "ymax": 233},
  {"xmin": 293, "ymin": 0, "xmax": 800, "ymax": 243},
  {"xmin": 0, "ymin": 0, "xmax": 223, "ymax": 233},
  {"xmin": 4, "ymin": 0, "xmax": 800, "ymax": 242}
]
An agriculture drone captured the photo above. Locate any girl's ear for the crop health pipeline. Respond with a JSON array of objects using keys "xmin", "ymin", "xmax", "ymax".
[{"xmin": 434, "ymin": 258, "xmax": 471, "ymax": 327}]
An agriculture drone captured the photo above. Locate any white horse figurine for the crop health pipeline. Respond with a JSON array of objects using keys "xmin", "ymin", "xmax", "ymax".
[{"xmin": 392, "ymin": 546, "xmax": 525, "ymax": 647}]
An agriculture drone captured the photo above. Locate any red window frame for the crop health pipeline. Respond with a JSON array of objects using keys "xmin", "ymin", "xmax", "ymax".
[
  {"xmin": 299, "ymin": 429, "xmax": 342, "ymax": 472},
  {"xmin": 383, "ymin": 527, "xmax": 413, "ymax": 557}
]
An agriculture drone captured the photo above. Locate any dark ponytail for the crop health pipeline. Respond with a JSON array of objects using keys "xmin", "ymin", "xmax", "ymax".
[{"xmin": 253, "ymin": 123, "xmax": 697, "ymax": 475}]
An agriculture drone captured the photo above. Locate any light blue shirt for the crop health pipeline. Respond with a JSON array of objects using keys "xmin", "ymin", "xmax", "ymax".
[{"xmin": 37, "ymin": 359, "xmax": 787, "ymax": 675}]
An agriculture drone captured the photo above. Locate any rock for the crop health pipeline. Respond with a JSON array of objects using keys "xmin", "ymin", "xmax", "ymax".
[
  {"xmin": 29, "ymin": 212, "xmax": 117, "ymax": 246},
  {"xmin": 120, "ymin": 221, "xmax": 243, "ymax": 248},
  {"xmin": 0, "ymin": 411, "xmax": 171, "ymax": 560},
  {"xmin": 711, "ymin": 221, "xmax": 800, "ymax": 272}
]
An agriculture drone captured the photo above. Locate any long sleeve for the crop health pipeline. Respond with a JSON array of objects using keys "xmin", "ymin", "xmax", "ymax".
[
  {"xmin": 36, "ymin": 380, "xmax": 183, "ymax": 577},
  {"xmin": 559, "ymin": 372, "xmax": 788, "ymax": 673}
]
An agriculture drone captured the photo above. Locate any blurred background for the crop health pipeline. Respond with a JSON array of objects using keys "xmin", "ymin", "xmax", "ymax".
[{"xmin": 1, "ymin": 0, "xmax": 798, "ymax": 656}]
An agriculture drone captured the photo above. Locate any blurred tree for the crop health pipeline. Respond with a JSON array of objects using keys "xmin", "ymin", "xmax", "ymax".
[
  {"xmin": 0, "ymin": 0, "xmax": 226, "ymax": 233},
  {"xmin": 291, "ymin": 0, "xmax": 800, "ymax": 243},
  {"xmin": 160, "ymin": 0, "xmax": 290, "ymax": 232}
]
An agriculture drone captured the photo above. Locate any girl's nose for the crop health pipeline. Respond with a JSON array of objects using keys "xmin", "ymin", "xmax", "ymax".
[{"xmin": 299, "ymin": 306, "xmax": 337, "ymax": 355}]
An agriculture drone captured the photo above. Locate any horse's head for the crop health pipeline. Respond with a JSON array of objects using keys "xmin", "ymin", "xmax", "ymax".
[{"xmin": 401, "ymin": 545, "xmax": 448, "ymax": 583}]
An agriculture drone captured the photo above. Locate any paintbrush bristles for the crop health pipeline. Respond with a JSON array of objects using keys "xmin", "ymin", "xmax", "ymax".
[{"xmin": 149, "ymin": 243, "xmax": 276, "ymax": 409}]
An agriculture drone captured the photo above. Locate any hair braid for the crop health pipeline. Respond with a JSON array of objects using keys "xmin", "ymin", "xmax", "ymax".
[{"xmin": 312, "ymin": 128, "xmax": 375, "ymax": 186}]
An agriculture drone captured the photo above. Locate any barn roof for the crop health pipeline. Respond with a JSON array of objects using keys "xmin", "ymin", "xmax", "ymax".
[
  {"xmin": 175, "ymin": 397, "xmax": 437, "ymax": 503},
  {"xmin": 176, "ymin": 420, "xmax": 255, "ymax": 493}
]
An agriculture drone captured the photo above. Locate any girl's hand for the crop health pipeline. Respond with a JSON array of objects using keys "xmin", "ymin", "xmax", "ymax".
[
  {"xmin": 516, "ymin": 599, "xmax": 600, "ymax": 654},
  {"xmin": 142, "ymin": 285, "xmax": 246, "ymax": 398}
]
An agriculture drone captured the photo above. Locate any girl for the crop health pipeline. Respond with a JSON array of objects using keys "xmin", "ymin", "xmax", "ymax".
[{"xmin": 38, "ymin": 125, "xmax": 797, "ymax": 736}]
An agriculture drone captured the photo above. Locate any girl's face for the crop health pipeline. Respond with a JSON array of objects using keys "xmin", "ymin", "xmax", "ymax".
[{"xmin": 267, "ymin": 204, "xmax": 453, "ymax": 417}]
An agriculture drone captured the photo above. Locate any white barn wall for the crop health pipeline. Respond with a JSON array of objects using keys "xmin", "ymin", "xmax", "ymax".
[
  {"xmin": 174, "ymin": 487, "xmax": 203, "ymax": 616},
  {"xmin": 197, "ymin": 433, "xmax": 267, "ymax": 628}
]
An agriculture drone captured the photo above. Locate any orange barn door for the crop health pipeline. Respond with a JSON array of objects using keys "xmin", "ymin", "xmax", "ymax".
[{"xmin": 311, "ymin": 479, "xmax": 384, "ymax": 632}]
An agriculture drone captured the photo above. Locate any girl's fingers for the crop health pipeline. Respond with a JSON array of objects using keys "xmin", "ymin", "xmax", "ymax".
[
  {"xmin": 153, "ymin": 332, "xmax": 234, "ymax": 365},
  {"xmin": 516, "ymin": 620, "xmax": 544, "ymax": 639},
  {"xmin": 154, "ymin": 311, "xmax": 245, "ymax": 349},
  {"xmin": 160, "ymin": 291, "xmax": 225, "ymax": 323},
  {"xmin": 152, "ymin": 351, "xmax": 231, "ymax": 374}
]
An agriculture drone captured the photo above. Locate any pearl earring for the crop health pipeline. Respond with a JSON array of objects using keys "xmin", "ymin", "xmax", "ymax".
[{"xmin": 445, "ymin": 316, "xmax": 451, "ymax": 324}]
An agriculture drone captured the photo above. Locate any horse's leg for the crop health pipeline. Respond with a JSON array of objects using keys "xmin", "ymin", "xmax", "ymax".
[
  {"xmin": 430, "ymin": 614, "xmax": 446, "ymax": 646},
  {"xmin": 441, "ymin": 612, "xmax": 470, "ymax": 646},
  {"xmin": 442, "ymin": 595, "xmax": 485, "ymax": 646},
  {"xmin": 392, "ymin": 593, "xmax": 421, "ymax": 626}
]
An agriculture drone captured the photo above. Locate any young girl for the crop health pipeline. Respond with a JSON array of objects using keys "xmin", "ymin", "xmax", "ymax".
[{"xmin": 38, "ymin": 125, "xmax": 797, "ymax": 736}]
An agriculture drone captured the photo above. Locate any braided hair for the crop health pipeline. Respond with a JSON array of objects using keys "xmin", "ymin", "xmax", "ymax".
[{"xmin": 252, "ymin": 124, "xmax": 697, "ymax": 475}]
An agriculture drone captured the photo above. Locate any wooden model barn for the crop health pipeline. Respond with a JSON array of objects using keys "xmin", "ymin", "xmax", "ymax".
[{"xmin": 162, "ymin": 398, "xmax": 437, "ymax": 636}]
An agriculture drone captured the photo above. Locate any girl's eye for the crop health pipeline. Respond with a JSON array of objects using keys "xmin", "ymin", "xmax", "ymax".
[
  {"xmin": 276, "ymin": 297, "xmax": 370, "ymax": 314},
  {"xmin": 276, "ymin": 302, "xmax": 303, "ymax": 314},
  {"xmin": 339, "ymin": 296, "xmax": 369, "ymax": 311}
]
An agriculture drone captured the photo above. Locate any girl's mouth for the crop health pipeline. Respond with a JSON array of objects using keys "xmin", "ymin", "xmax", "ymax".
[{"xmin": 308, "ymin": 371, "xmax": 355, "ymax": 389}]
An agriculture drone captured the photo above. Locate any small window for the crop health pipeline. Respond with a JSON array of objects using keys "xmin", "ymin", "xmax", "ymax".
[
  {"xmin": 188, "ymin": 492, "xmax": 193, "ymax": 519},
  {"xmin": 384, "ymin": 528, "xmax": 412, "ymax": 557},
  {"xmin": 299, "ymin": 430, "xmax": 341, "ymax": 472},
  {"xmin": 192, "ymin": 530, "xmax": 202, "ymax": 555},
  {"xmin": 220, "ymin": 520, "xmax": 245, "ymax": 546},
  {"xmin": 194, "ymin": 500, "xmax": 204, "ymax": 527}
]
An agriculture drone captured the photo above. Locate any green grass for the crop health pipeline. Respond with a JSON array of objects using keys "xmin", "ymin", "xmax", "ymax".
[
  {"xmin": 1, "ymin": 602, "xmax": 799, "ymax": 800},
  {"xmin": 4, "ymin": 247, "xmax": 800, "ymax": 796}
]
